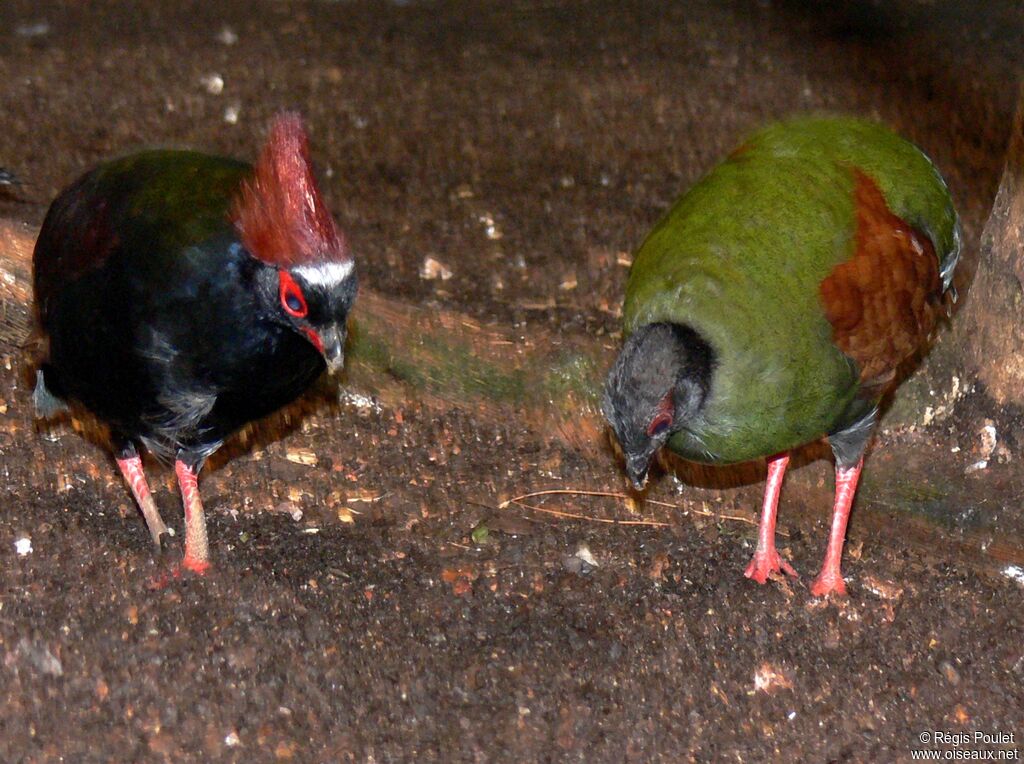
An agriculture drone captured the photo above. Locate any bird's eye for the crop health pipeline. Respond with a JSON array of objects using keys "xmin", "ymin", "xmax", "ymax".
[
  {"xmin": 279, "ymin": 271, "xmax": 308, "ymax": 318},
  {"xmin": 647, "ymin": 413, "xmax": 672, "ymax": 438}
]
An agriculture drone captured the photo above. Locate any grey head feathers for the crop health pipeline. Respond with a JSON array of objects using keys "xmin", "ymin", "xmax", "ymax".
[{"xmin": 602, "ymin": 322, "xmax": 715, "ymax": 489}]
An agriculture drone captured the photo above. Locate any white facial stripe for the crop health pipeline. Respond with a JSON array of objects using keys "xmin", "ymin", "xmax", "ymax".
[{"xmin": 294, "ymin": 261, "xmax": 355, "ymax": 288}]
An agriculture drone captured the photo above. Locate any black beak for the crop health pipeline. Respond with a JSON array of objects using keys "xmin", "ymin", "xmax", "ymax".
[
  {"xmin": 626, "ymin": 454, "xmax": 650, "ymax": 491},
  {"xmin": 320, "ymin": 325, "xmax": 346, "ymax": 375}
]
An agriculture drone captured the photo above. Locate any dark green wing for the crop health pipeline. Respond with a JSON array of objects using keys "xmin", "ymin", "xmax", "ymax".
[{"xmin": 34, "ymin": 151, "xmax": 251, "ymax": 323}]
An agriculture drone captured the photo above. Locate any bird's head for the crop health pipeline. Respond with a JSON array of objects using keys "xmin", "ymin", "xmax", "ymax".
[
  {"xmin": 254, "ymin": 261, "xmax": 357, "ymax": 374},
  {"xmin": 602, "ymin": 322, "xmax": 714, "ymax": 490},
  {"xmin": 233, "ymin": 113, "xmax": 357, "ymax": 374}
]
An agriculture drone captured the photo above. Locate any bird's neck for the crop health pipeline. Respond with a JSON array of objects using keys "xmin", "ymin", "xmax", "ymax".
[{"xmin": 661, "ymin": 323, "xmax": 715, "ymax": 421}]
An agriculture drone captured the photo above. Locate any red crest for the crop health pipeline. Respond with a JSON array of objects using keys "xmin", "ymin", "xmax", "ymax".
[{"xmin": 231, "ymin": 113, "xmax": 350, "ymax": 267}]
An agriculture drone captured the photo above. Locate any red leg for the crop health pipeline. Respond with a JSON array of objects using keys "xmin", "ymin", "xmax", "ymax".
[
  {"xmin": 810, "ymin": 458, "xmax": 863, "ymax": 597},
  {"xmin": 116, "ymin": 455, "xmax": 168, "ymax": 548},
  {"xmin": 174, "ymin": 459, "xmax": 210, "ymax": 574},
  {"xmin": 744, "ymin": 452, "xmax": 798, "ymax": 583}
]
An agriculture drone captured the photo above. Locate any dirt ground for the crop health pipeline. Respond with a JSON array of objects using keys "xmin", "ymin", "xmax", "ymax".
[{"xmin": 0, "ymin": 1, "xmax": 1022, "ymax": 761}]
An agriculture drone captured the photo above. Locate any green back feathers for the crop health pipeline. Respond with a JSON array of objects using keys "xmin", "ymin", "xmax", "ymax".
[
  {"xmin": 622, "ymin": 117, "xmax": 958, "ymax": 464},
  {"xmin": 741, "ymin": 118, "xmax": 959, "ymax": 281},
  {"xmin": 34, "ymin": 151, "xmax": 252, "ymax": 322},
  {"xmin": 87, "ymin": 150, "xmax": 251, "ymax": 258}
]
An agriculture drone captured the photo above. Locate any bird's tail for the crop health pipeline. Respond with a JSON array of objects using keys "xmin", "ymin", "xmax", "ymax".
[{"xmin": 32, "ymin": 366, "xmax": 67, "ymax": 419}]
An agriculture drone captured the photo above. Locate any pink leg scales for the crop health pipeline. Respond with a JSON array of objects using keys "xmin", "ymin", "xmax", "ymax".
[
  {"xmin": 116, "ymin": 455, "xmax": 168, "ymax": 548},
  {"xmin": 744, "ymin": 452, "xmax": 798, "ymax": 584},
  {"xmin": 174, "ymin": 460, "xmax": 210, "ymax": 574},
  {"xmin": 809, "ymin": 458, "xmax": 863, "ymax": 597}
]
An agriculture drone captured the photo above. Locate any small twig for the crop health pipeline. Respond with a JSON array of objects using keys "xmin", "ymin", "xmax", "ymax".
[
  {"xmin": 499, "ymin": 489, "xmax": 635, "ymax": 508},
  {"xmin": 688, "ymin": 503, "xmax": 767, "ymax": 530},
  {"xmin": 348, "ymin": 492, "xmax": 386, "ymax": 504},
  {"xmin": 499, "ymin": 487, "xmax": 775, "ymax": 533},
  {"xmin": 511, "ymin": 501, "xmax": 671, "ymax": 527}
]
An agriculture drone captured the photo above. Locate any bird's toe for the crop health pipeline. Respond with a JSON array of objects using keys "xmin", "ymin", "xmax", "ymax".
[
  {"xmin": 146, "ymin": 557, "xmax": 211, "ymax": 590},
  {"xmin": 744, "ymin": 551, "xmax": 798, "ymax": 584},
  {"xmin": 809, "ymin": 573, "xmax": 847, "ymax": 598},
  {"xmin": 744, "ymin": 558, "xmax": 771, "ymax": 584}
]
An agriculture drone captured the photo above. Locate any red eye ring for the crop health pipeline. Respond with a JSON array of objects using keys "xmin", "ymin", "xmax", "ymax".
[
  {"xmin": 647, "ymin": 413, "xmax": 672, "ymax": 438},
  {"xmin": 279, "ymin": 271, "xmax": 308, "ymax": 318}
]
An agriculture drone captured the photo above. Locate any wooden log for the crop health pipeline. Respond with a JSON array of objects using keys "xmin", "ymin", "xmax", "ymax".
[
  {"xmin": 0, "ymin": 219, "xmax": 34, "ymax": 349},
  {"xmin": 957, "ymin": 85, "xmax": 1024, "ymax": 407}
]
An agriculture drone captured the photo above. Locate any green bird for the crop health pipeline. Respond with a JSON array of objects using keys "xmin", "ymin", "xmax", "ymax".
[{"xmin": 602, "ymin": 117, "xmax": 959, "ymax": 597}]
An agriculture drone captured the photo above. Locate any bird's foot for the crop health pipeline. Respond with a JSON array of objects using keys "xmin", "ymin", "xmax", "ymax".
[
  {"xmin": 744, "ymin": 549, "xmax": 798, "ymax": 584},
  {"xmin": 809, "ymin": 569, "xmax": 847, "ymax": 597},
  {"xmin": 146, "ymin": 556, "xmax": 211, "ymax": 590},
  {"xmin": 181, "ymin": 554, "xmax": 211, "ymax": 576}
]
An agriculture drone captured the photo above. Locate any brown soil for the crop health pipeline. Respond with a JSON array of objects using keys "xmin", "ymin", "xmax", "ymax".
[{"xmin": 0, "ymin": 1, "xmax": 1021, "ymax": 761}]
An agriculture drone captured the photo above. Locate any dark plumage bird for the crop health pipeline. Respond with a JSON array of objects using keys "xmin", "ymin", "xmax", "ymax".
[
  {"xmin": 32, "ymin": 114, "xmax": 357, "ymax": 573},
  {"xmin": 603, "ymin": 117, "xmax": 959, "ymax": 596}
]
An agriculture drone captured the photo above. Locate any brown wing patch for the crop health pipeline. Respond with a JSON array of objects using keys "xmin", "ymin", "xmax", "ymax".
[{"xmin": 819, "ymin": 169, "xmax": 943, "ymax": 388}]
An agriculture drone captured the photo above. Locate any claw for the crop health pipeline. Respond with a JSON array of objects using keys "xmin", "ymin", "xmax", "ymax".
[{"xmin": 745, "ymin": 550, "xmax": 798, "ymax": 584}]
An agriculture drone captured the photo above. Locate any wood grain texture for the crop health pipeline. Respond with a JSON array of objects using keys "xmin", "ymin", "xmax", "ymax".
[
  {"xmin": 820, "ymin": 169, "xmax": 944, "ymax": 388},
  {"xmin": 0, "ymin": 219, "xmax": 34, "ymax": 348},
  {"xmin": 957, "ymin": 86, "xmax": 1024, "ymax": 406}
]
